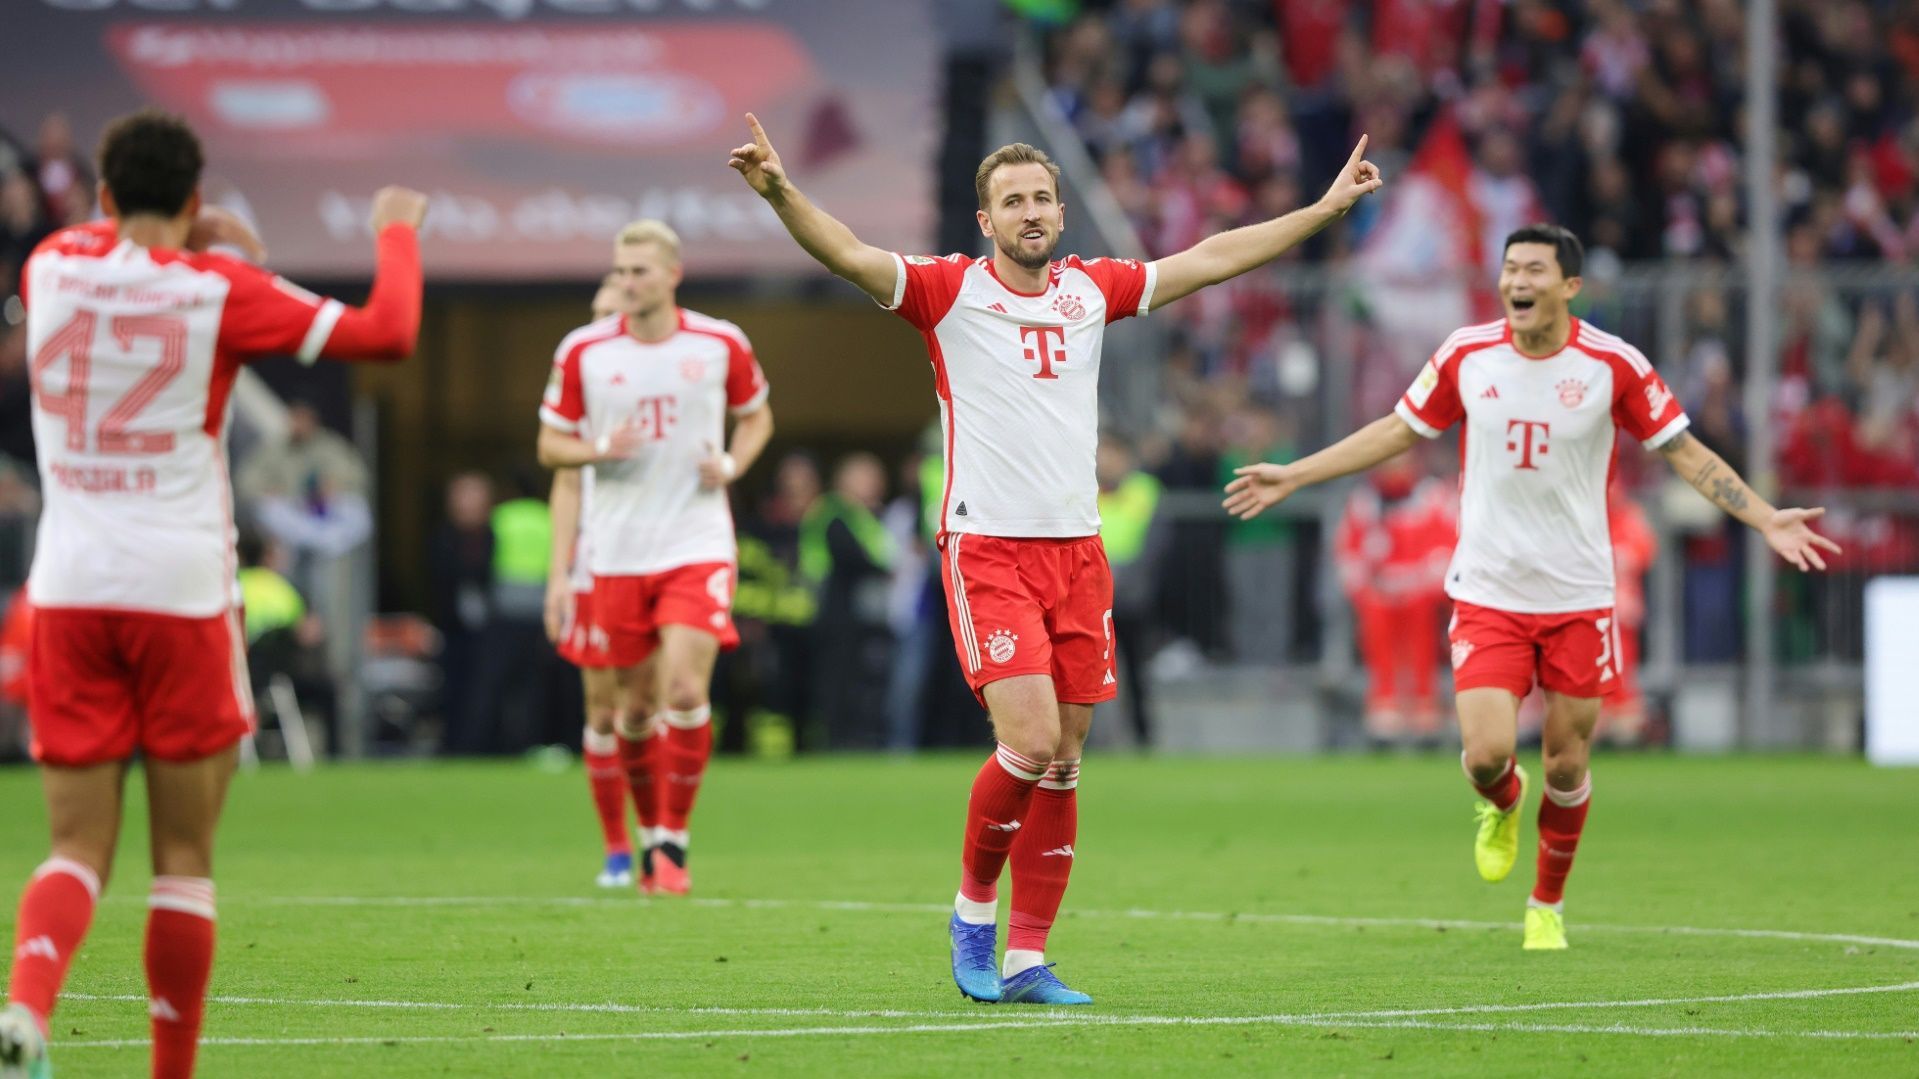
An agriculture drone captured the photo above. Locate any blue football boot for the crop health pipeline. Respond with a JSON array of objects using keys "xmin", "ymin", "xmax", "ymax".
[
  {"xmin": 999, "ymin": 963, "xmax": 1092, "ymax": 1006},
  {"xmin": 948, "ymin": 915, "xmax": 1002, "ymax": 1002}
]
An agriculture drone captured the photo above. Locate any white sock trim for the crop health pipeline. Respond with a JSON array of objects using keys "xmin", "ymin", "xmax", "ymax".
[
  {"xmin": 953, "ymin": 891, "xmax": 996, "ymax": 925},
  {"xmin": 1544, "ymin": 774, "xmax": 1592, "ymax": 808},
  {"xmin": 149, "ymin": 876, "xmax": 216, "ymax": 921},
  {"xmin": 582, "ymin": 727, "xmax": 619, "ymax": 755},
  {"xmin": 994, "ymin": 744, "xmax": 1045, "ymax": 782},
  {"xmin": 656, "ymin": 828, "xmax": 689, "ymax": 849},
  {"xmin": 662, "ymin": 705, "xmax": 711, "ymax": 730},
  {"xmin": 33, "ymin": 856, "xmax": 102, "ymax": 902},
  {"xmin": 1002, "ymin": 949, "xmax": 1045, "ymax": 978},
  {"xmin": 1527, "ymin": 896, "xmax": 1565, "ymax": 913},
  {"xmin": 1038, "ymin": 758, "xmax": 1080, "ymax": 791}
]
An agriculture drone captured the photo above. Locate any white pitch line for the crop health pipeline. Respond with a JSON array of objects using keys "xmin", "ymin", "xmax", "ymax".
[
  {"xmin": 59, "ymin": 979, "xmax": 1919, "ymax": 1034},
  {"xmin": 51, "ymin": 1011, "xmax": 1919, "ymax": 1051},
  {"xmin": 213, "ymin": 893, "xmax": 1919, "ymax": 953}
]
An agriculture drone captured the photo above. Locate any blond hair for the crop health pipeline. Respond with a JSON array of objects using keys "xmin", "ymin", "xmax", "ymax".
[
  {"xmin": 974, "ymin": 143, "xmax": 1061, "ymax": 209},
  {"xmin": 615, "ymin": 219, "xmax": 682, "ymax": 263}
]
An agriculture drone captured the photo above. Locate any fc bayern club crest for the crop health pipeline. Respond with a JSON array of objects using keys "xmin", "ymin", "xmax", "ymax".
[
  {"xmin": 1053, "ymin": 294, "xmax": 1087, "ymax": 321},
  {"xmin": 681, "ymin": 359, "xmax": 706, "ymax": 383},
  {"xmin": 1556, "ymin": 379, "xmax": 1587, "ymax": 408}
]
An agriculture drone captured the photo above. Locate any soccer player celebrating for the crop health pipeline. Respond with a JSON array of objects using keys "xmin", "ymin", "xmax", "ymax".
[
  {"xmin": 729, "ymin": 114, "xmax": 1381, "ymax": 1003},
  {"xmin": 1224, "ymin": 224, "xmax": 1839, "ymax": 950},
  {"xmin": 1, "ymin": 109, "xmax": 426, "ymax": 1078},
  {"xmin": 536, "ymin": 221, "xmax": 773, "ymax": 896},
  {"xmin": 546, "ymin": 274, "xmax": 642, "ymax": 889}
]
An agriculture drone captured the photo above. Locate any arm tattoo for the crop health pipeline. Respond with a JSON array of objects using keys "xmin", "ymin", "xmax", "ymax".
[
  {"xmin": 1690, "ymin": 457, "xmax": 1719, "ymax": 486},
  {"xmin": 1707, "ymin": 474, "xmax": 1749, "ymax": 513}
]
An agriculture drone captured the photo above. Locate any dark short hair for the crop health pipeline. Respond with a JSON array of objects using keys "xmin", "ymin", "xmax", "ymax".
[
  {"xmin": 1502, "ymin": 224, "xmax": 1584, "ymax": 278},
  {"xmin": 97, "ymin": 109, "xmax": 203, "ymax": 218}
]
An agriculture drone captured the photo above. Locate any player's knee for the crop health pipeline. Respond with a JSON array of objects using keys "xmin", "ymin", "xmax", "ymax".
[
  {"xmin": 150, "ymin": 838, "xmax": 215, "ymax": 880},
  {"xmin": 662, "ymin": 677, "xmax": 706, "ymax": 713},
  {"xmin": 1540, "ymin": 750, "xmax": 1589, "ymax": 792},
  {"xmin": 1461, "ymin": 748, "xmax": 1511, "ymax": 785},
  {"xmin": 49, "ymin": 844, "xmax": 114, "ymax": 892}
]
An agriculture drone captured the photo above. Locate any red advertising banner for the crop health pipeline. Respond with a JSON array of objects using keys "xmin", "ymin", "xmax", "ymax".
[{"xmin": 0, "ymin": 0, "xmax": 938, "ymax": 281}]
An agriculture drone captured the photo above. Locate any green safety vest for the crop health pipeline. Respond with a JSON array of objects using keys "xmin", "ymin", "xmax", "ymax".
[
  {"xmin": 799, "ymin": 494, "xmax": 897, "ymax": 584},
  {"xmin": 237, "ymin": 567, "xmax": 305, "ymax": 644},
  {"xmin": 733, "ymin": 535, "xmax": 818, "ymax": 627},
  {"xmin": 1098, "ymin": 472, "xmax": 1161, "ymax": 566},
  {"xmin": 919, "ymin": 455, "xmax": 945, "ymax": 541},
  {"xmin": 490, "ymin": 498, "xmax": 552, "ymax": 586}
]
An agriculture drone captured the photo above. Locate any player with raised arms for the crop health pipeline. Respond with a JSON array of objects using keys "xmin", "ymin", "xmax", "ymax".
[
  {"xmin": 1, "ymin": 109, "xmax": 427, "ymax": 1078},
  {"xmin": 730, "ymin": 112, "xmax": 1381, "ymax": 1003},
  {"xmin": 536, "ymin": 221, "xmax": 774, "ymax": 896},
  {"xmin": 1224, "ymin": 223, "xmax": 1839, "ymax": 950}
]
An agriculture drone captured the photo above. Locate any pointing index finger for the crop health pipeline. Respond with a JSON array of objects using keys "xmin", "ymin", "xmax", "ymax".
[
  {"xmin": 1346, "ymin": 134, "xmax": 1369, "ymax": 170},
  {"xmin": 746, "ymin": 112, "xmax": 771, "ymax": 151}
]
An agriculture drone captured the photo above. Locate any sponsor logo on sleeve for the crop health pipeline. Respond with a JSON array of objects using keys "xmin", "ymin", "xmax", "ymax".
[{"xmin": 1407, "ymin": 361, "xmax": 1441, "ymax": 407}]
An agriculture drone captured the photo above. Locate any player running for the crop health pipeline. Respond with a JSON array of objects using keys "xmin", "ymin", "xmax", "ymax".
[
  {"xmin": 1224, "ymin": 224, "xmax": 1839, "ymax": 950},
  {"xmin": 547, "ymin": 274, "xmax": 644, "ymax": 889},
  {"xmin": 0, "ymin": 109, "xmax": 426, "ymax": 1078},
  {"xmin": 536, "ymin": 221, "xmax": 774, "ymax": 897},
  {"xmin": 729, "ymin": 113, "xmax": 1381, "ymax": 1003}
]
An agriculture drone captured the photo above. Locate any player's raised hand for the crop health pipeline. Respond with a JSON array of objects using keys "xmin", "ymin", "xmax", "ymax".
[
  {"xmin": 369, "ymin": 186, "xmax": 430, "ymax": 232},
  {"xmin": 728, "ymin": 113, "xmax": 788, "ymax": 199},
  {"xmin": 186, "ymin": 206, "xmax": 266, "ymax": 262},
  {"xmin": 1222, "ymin": 462, "xmax": 1303, "ymax": 520},
  {"xmin": 1318, "ymin": 135, "xmax": 1384, "ymax": 217},
  {"xmin": 1762, "ymin": 506, "xmax": 1843, "ymax": 572}
]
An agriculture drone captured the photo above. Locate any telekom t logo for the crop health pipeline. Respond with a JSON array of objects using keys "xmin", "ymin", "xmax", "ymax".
[
  {"xmin": 633, "ymin": 396, "xmax": 678, "ymax": 441},
  {"xmin": 1506, "ymin": 419, "xmax": 1551, "ymax": 470},
  {"xmin": 1019, "ymin": 325, "xmax": 1067, "ymax": 380}
]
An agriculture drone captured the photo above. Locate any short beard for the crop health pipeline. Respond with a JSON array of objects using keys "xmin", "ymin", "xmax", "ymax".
[{"xmin": 996, "ymin": 231, "xmax": 1057, "ymax": 270}]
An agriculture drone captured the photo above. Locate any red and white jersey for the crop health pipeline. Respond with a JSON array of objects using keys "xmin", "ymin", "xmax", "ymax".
[
  {"xmin": 1395, "ymin": 318, "xmax": 1689, "ymax": 614},
  {"xmin": 23, "ymin": 221, "xmax": 398, "ymax": 618},
  {"xmin": 882, "ymin": 252, "xmax": 1155, "ymax": 538},
  {"xmin": 539, "ymin": 308, "xmax": 768, "ymax": 576}
]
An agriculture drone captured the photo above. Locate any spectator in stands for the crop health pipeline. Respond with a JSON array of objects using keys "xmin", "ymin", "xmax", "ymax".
[
  {"xmin": 1097, "ymin": 432, "xmax": 1166, "ymax": 747},
  {"xmin": 466, "ymin": 469, "xmax": 559, "ymax": 755},
  {"xmin": 429, "ymin": 472, "xmax": 495, "ymax": 755},
  {"xmin": 1218, "ymin": 401, "xmax": 1296, "ymax": 663},
  {"xmin": 730, "ymin": 452, "xmax": 821, "ymax": 752},
  {"xmin": 237, "ymin": 401, "xmax": 375, "ymax": 601},
  {"xmin": 802, "ymin": 453, "xmax": 896, "ymax": 749},
  {"xmin": 237, "ymin": 531, "xmax": 336, "ymax": 754}
]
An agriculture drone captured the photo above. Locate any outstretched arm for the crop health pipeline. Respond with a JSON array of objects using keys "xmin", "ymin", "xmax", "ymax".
[
  {"xmin": 1222, "ymin": 414, "xmax": 1421, "ymax": 520},
  {"xmin": 728, "ymin": 113, "xmax": 897, "ymax": 305},
  {"xmin": 1657, "ymin": 431, "xmax": 1841, "ymax": 571},
  {"xmin": 1153, "ymin": 136, "xmax": 1383, "ymax": 309}
]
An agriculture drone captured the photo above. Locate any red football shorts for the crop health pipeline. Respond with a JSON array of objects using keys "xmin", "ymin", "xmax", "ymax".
[
  {"xmin": 557, "ymin": 582, "xmax": 613, "ymax": 670},
  {"xmin": 939, "ymin": 533, "xmax": 1116, "ymax": 706},
  {"xmin": 592, "ymin": 562, "xmax": 739, "ymax": 668},
  {"xmin": 1448, "ymin": 600, "xmax": 1622, "ymax": 700},
  {"xmin": 29, "ymin": 606, "xmax": 254, "ymax": 767}
]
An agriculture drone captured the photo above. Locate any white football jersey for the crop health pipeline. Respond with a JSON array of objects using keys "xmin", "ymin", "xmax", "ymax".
[
  {"xmin": 882, "ymin": 252, "xmax": 1155, "ymax": 538},
  {"xmin": 23, "ymin": 221, "xmax": 356, "ymax": 617},
  {"xmin": 568, "ymin": 467, "xmax": 596, "ymax": 594},
  {"xmin": 1396, "ymin": 318, "xmax": 1689, "ymax": 613},
  {"xmin": 540, "ymin": 309, "xmax": 768, "ymax": 577}
]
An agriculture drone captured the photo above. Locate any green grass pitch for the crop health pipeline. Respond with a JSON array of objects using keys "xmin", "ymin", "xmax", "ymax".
[{"xmin": 1, "ymin": 752, "xmax": 1916, "ymax": 1076}]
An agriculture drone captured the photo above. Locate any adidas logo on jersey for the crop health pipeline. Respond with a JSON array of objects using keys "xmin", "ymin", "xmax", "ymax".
[
  {"xmin": 1101, "ymin": 669, "xmax": 1116, "ymax": 686},
  {"xmin": 1480, "ymin": 385, "xmax": 1500, "ymax": 399},
  {"xmin": 988, "ymin": 302, "xmax": 1008, "ymax": 314}
]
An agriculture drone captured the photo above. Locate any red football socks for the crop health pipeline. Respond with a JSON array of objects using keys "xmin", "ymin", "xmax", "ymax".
[
  {"xmin": 1532, "ymin": 775, "xmax": 1593, "ymax": 906},
  {"xmin": 146, "ymin": 876, "xmax": 216, "ymax": 1079},
  {"xmin": 659, "ymin": 706, "xmax": 713, "ymax": 833},
  {"xmin": 1007, "ymin": 759, "xmax": 1079, "ymax": 955},
  {"xmin": 958, "ymin": 744, "xmax": 1045, "ymax": 907},
  {"xmin": 618, "ymin": 723, "xmax": 663, "ymax": 833},
  {"xmin": 6, "ymin": 857, "xmax": 100, "ymax": 1037},
  {"xmin": 582, "ymin": 727, "xmax": 631, "ymax": 856}
]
